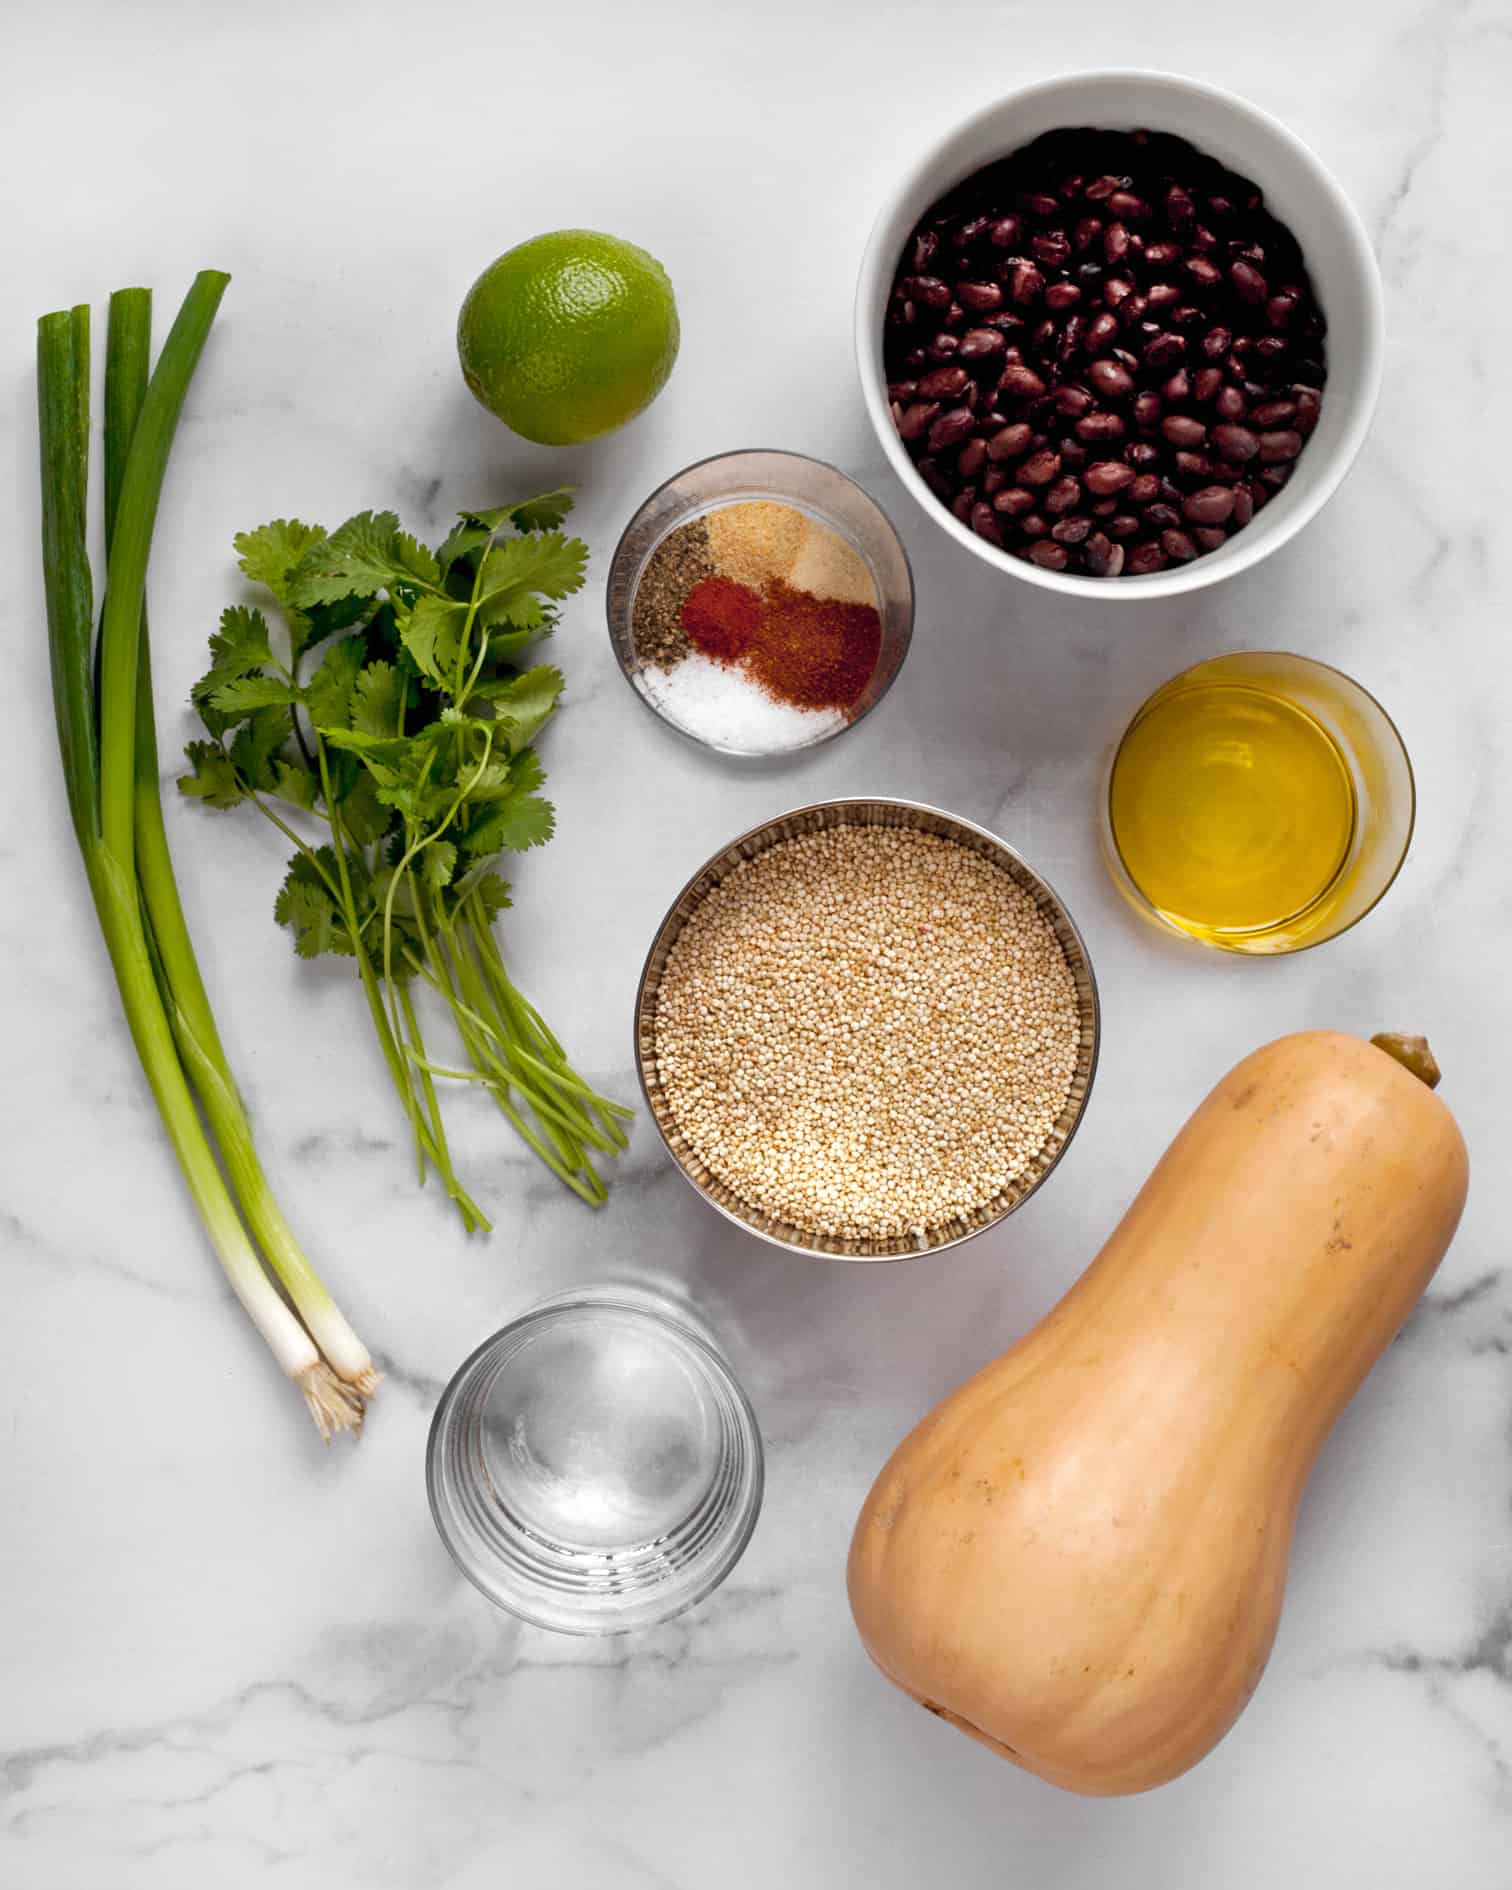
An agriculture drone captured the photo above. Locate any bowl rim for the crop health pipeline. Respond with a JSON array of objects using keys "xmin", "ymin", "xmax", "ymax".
[
  {"xmin": 854, "ymin": 66, "xmax": 1386, "ymax": 601},
  {"xmin": 633, "ymin": 794, "xmax": 1103, "ymax": 1262},
  {"xmin": 604, "ymin": 446, "xmax": 917, "ymax": 757}
]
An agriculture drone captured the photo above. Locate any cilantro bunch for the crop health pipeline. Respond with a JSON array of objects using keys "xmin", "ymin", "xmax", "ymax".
[{"xmin": 180, "ymin": 490, "xmax": 630, "ymax": 1230}]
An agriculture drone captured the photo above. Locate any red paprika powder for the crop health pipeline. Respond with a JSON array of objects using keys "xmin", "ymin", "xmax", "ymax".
[
  {"xmin": 748, "ymin": 580, "xmax": 881, "ymax": 711},
  {"xmin": 678, "ymin": 568, "xmax": 881, "ymax": 714},
  {"xmin": 681, "ymin": 576, "xmax": 762, "ymax": 660}
]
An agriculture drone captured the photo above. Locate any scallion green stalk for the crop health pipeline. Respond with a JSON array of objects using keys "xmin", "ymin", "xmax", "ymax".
[
  {"xmin": 38, "ymin": 281, "xmax": 369, "ymax": 1438},
  {"xmin": 105, "ymin": 289, "xmax": 378, "ymax": 1397}
]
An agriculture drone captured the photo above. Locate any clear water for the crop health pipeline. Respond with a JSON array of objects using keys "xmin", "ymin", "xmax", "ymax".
[{"xmin": 478, "ymin": 1314, "xmax": 722, "ymax": 1554}]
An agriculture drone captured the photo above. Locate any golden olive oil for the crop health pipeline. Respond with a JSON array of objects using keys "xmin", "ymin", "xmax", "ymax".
[{"xmin": 1108, "ymin": 681, "xmax": 1357, "ymax": 941}]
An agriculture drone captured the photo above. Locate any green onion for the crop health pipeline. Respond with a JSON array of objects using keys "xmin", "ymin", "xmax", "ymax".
[{"xmin": 39, "ymin": 276, "xmax": 375, "ymax": 1437}]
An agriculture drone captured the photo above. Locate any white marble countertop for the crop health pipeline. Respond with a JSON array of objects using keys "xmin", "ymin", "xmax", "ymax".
[{"xmin": 4, "ymin": 3, "xmax": 1509, "ymax": 1885}]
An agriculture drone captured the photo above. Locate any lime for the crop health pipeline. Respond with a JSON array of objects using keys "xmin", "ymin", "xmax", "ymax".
[{"xmin": 457, "ymin": 230, "xmax": 679, "ymax": 446}]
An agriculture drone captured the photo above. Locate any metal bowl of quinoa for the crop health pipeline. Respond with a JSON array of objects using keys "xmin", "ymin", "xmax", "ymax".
[{"xmin": 634, "ymin": 797, "xmax": 1100, "ymax": 1260}]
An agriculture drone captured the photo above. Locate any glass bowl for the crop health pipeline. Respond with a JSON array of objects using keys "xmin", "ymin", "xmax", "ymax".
[
  {"xmin": 633, "ymin": 796, "xmax": 1101, "ymax": 1260},
  {"xmin": 427, "ymin": 1286, "xmax": 764, "ymax": 1635},
  {"xmin": 1100, "ymin": 648, "xmax": 1415, "ymax": 954},
  {"xmin": 605, "ymin": 449, "xmax": 915, "ymax": 757}
]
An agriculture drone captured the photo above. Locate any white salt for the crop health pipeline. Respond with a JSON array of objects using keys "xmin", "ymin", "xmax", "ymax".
[{"xmin": 638, "ymin": 654, "xmax": 845, "ymax": 754}]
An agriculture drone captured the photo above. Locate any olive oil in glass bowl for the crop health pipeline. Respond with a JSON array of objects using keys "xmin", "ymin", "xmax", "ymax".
[{"xmin": 1102, "ymin": 651, "xmax": 1414, "ymax": 955}]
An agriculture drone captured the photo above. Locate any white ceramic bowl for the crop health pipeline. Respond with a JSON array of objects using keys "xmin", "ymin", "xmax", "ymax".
[{"xmin": 855, "ymin": 70, "xmax": 1385, "ymax": 600}]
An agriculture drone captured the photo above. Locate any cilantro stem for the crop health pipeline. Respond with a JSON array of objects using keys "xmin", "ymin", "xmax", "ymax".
[
  {"xmin": 314, "ymin": 737, "xmax": 489, "ymax": 1234},
  {"xmin": 396, "ymin": 978, "xmax": 456, "ymax": 1192}
]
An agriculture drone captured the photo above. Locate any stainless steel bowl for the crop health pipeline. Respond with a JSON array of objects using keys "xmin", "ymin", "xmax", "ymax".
[{"xmin": 634, "ymin": 797, "xmax": 1101, "ymax": 1260}]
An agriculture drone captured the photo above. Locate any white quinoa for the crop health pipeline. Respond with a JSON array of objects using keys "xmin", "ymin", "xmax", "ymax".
[{"xmin": 652, "ymin": 824, "xmax": 1081, "ymax": 1240}]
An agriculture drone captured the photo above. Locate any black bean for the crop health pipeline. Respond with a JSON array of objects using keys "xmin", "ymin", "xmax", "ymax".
[
  {"xmin": 1083, "ymin": 532, "xmax": 1125, "ymax": 576},
  {"xmin": 994, "ymin": 485, "xmax": 1035, "ymax": 515},
  {"xmin": 1075, "ymin": 411, "xmax": 1126, "ymax": 443},
  {"xmin": 958, "ymin": 438, "xmax": 987, "ymax": 479},
  {"xmin": 998, "ymin": 364, "xmax": 1048, "ymax": 401},
  {"xmin": 1020, "ymin": 448, "xmax": 1062, "ymax": 486},
  {"xmin": 1230, "ymin": 259, "xmax": 1268, "ymax": 304},
  {"xmin": 1027, "ymin": 539, "xmax": 1069, "ymax": 569},
  {"xmin": 1044, "ymin": 281, "xmax": 1082, "ymax": 312},
  {"xmin": 1085, "ymin": 460, "xmax": 1135, "ymax": 495},
  {"xmin": 1052, "ymin": 514, "xmax": 1093, "ymax": 544},
  {"xmin": 1126, "ymin": 540, "xmax": 1168, "ymax": 574},
  {"xmin": 987, "ymin": 422, "xmax": 1034, "ymax": 460},
  {"xmin": 928, "ymin": 407, "xmax": 976, "ymax": 450},
  {"xmin": 970, "ymin": 502, "xmax": 1004, "ymax": 545},
  {"xmin": 1045, "ymin": 475, "xmax": 1082, "ymax": 515},
  {"xmin": 1213, "ymin": 423, "xmax": 1260, "ymax": 463},
  {"xmin": 1143, "ymin": 330, "xmax": 1185, "ymax": 367},
  {"xmin": 1259, "ymin": 429, "xmax": 1303, "ymax": 462},
  {"xmin": 1162, "ymin": 528, "xmax": 1199, "ymax": 562},
  {"xmin": 918, "ymin": 365, "xmax": 969, "ymax": 399},
  {"xmin": 958, "ymin": 280, "xmax": 1004, "ymax": 311},
  {"xmin": 1132, "ymin": 391, "xmax": 1164, "ymax": 429},
  {"xmin": 1214, "ymin": 384, "xmax": 1247, "ymax": 420},
  {"xmin": 1162, "ymin": 414, "xmax": 1207, "ymax": 448},
  {"xmin": 957, "ymin": 327, "xmax": 1005, "ymax": 361},
  {"xmin": 897, "ymin": 400, "xmax": 939, "ymax": 442},
  {"xmin": 1183, "ymin": 485, "xmax": 1236, "ymax": 524},
  {"xmin": 1088, "ymin": 358, "xmax": 1134, "ymax": 398}
]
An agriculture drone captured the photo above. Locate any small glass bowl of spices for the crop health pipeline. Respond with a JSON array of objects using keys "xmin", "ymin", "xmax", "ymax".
[{"xmin": 607, "ymin": 450, "xmax": 914, "ymax": 756}]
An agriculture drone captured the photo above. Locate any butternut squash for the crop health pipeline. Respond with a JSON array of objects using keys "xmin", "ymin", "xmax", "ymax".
[{"xmin": 847, "ymin": 1030, "xmax": 1468, "ymax": 1796}]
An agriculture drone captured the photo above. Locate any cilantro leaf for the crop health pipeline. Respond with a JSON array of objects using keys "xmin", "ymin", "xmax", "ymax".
[
  {"xmin": 400, "ymin": 596, "xmax": 466, "ymax": 684},
  {"xmin": 392, "ymin": 532, "xmax": 441, "ymax": 590},
  {"xmin": 477, "ymin": 533, "xmax": 588, "ymax": 613},
  {"xmin": 350, "ymin": 660, "xmax": 402, "ymax": 738},
  {"xmin": 337, "ymin": 770, "xmax": 390, "ymax": 848},
  {"xmin": 230, "ymin": 706, "xmax": 294, "ymax": 790},
  {"xmin": 305, "ymin": 636, "xmax": 366, "ymax": 730},
  {"xmin": 419, "ymin": 840, "xmax": 457, "ymax": 891},
  {"xmin": 178, "ymin": 742, "xmax": 245, "ymax": 810},
  {"xmin": 269, "ymin": 759, "xmax": 317, "ymax": 809},
  {"xmin": 235, "ymin": 520, "xmax": 328, "ymax": 601},
  {"xmin": 208, "ymin": 675, "xmax": 303, "ymax": 718},
  {"xmin": 453, "ymin": 857, "xmax": 513, "ymax": 917},
  {"xmin": 484, "ymin": 665, "xmax": 564, "ymax": 754},
  {"xmin": 465, "ymin": 793, "xmax": 555, "ymax": 854},
  {"xmin": 275, "ymin": 872, "xmax": 345, "ymax": 959},
  {"xmin": 463, "ymin": 488, "xmax": 576, "ymax": 534},
  {"xmin": 286, "ymin": 510, "xmax": 405, "ymax": 608},
  {"xmin": 435, "ymin": 519, "xmax": 491, "ymax": 574},
  {"xmin": 206, "ymin": 604, "xmax": 273, "ymax": 676}
]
